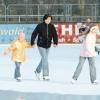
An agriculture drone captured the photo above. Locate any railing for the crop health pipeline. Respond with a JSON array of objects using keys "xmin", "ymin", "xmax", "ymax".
[{"xmin": 0, "ymin": 4, "xmax": 100, "ymax": 23}]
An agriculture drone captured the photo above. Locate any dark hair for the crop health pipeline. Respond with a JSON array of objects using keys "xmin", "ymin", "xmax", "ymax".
[{"xmin": 43, "ymin": 14, "xmax": 52, "ymax": 21}]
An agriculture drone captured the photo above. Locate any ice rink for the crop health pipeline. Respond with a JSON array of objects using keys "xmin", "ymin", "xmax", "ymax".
[{"xmin": 0, "ymin": 44, "xmax": 100, "ymax": 100}]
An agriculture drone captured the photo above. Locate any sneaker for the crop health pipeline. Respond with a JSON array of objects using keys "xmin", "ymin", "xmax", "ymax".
[
  {"xmin": 43, "ymin": 76, "xmax": 50, "ymax": 81},
  {"xmin": 34, "ymin": 71, "xmax": 40, "ymax": 80},
  {"xmin": 92, "ymin": 80, "xmax": 99, "ymax": 85},
  {"xmin": 71, "ymin": 79, "xmax": 77, "ymax": 84}
]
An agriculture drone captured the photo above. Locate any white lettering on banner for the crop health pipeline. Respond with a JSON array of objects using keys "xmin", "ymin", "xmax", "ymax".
[
  {"xmin": 55, "ymin": 23, "xmax": 77, "ymax": 35},
  {"xmin": 0, "ymin": 27, "xmax": 24, "ymax": 35},
  {"xmin": 62, "ymin": 25, "xmax": 68, "ymax": 35},
  {"xmin": 75, "ymin": 24, "xmax": 79, "ymax": 35},
  {"xmin": 68, "ymin": 25, "xmax": 73, "ymax": 35}
]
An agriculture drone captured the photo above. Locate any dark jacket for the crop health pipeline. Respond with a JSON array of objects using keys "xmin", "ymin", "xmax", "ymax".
[{"xmin": 31, "ymin": 22, "xmax": 58, "ymax": 48}]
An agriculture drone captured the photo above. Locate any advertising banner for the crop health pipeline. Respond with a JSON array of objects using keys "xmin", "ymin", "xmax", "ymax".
[{"xmin": 0, "ymin": 23, "xmax": 100, "ymax": 44}]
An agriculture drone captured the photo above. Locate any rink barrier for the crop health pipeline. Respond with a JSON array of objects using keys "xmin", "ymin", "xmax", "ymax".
[{"xmin": 0, "ymin": 23, "xmax": 100, "ymax": 44}]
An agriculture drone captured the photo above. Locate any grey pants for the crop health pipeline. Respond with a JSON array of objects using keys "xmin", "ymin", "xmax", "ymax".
[
  {"xmin": 72, "ymin": 56, "xmax": 96, "ymax": 83},
  {"xmin": 14, "ymin": 61, "xmax": 21, "ymax": 79}
]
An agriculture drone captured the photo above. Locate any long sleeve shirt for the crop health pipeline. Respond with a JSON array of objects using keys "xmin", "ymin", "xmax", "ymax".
[
  {"xmin": 80, "ymin": 25, "xmax": 99, "ymax": 57},
  {"xmin": 8, "ymin": 40, "xmax": 30, "ymax": 62}
]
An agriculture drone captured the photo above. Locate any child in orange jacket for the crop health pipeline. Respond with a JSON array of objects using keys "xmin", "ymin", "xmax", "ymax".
[{"xmin": 4, "ymin": 32, "xmax": 32, "ymax": 82}]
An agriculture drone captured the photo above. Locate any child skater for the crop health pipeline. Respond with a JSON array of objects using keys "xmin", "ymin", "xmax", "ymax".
[
  {"xmin": 71, "ymin": 24, "xmax": 99, "ymax": 84},
  {"xmin": 4, "ymin": 32, "xmax": 31, "ymax": 82}
]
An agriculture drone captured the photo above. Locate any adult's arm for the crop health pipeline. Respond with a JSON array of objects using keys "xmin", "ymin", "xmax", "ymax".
[{"xmin": 31, "ymin": 25, "xmax": 39, "ymax": 46}]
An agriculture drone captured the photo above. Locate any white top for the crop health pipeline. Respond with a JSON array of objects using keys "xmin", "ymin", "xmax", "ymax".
[{"xmin": 80, "ymin": 25, "xmax": 99, "ymax": 57}]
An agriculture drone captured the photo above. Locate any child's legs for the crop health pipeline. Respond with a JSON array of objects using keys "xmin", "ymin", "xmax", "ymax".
[
  {"xmin": 14, "ymin": 61, "xmax": 21, "ymax": 79},
  {"xmin": 72, "ymin": 56, "xmax": 86, "ymax": 80},
  {"xmin": 88, "ymin": 57, "xmax": 96, "ymax": 83}
]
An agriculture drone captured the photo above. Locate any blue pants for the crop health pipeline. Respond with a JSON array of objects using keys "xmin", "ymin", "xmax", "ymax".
[
  {"xmin": 14, "ymin": 61, "xmax": 21, "ymax": 79},
  {"xmin": 36, "ymin": 47, "xmax": 50, "ymax": 76}
]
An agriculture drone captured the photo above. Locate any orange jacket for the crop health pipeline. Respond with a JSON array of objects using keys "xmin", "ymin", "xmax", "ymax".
[{"xmin": 8, "ymin": 40, "xmax": 31, "ymax": 63}]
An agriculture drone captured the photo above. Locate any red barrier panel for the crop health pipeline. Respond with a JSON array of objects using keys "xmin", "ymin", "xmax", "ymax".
[{"xmin": 54, "ymin": 23, "xmax": 100, "ymax": 43}]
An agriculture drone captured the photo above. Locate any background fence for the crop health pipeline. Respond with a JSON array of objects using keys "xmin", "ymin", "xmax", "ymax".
[{"xmin": 0, "ymin": 4, "xmax": 100, "ymax": 23}]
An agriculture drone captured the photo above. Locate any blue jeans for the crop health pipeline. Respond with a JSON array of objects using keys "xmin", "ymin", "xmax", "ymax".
[
  {"xmin": 36, "ymin": 47, "xmax": 49, "ymax": 76},
  {"xmin": 72, "ymin": 56, "xmax": 96, "ymax": 83},
  {"xmin": 14, "ymin": 61, "xmax": 21, "ymax": 79}
]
